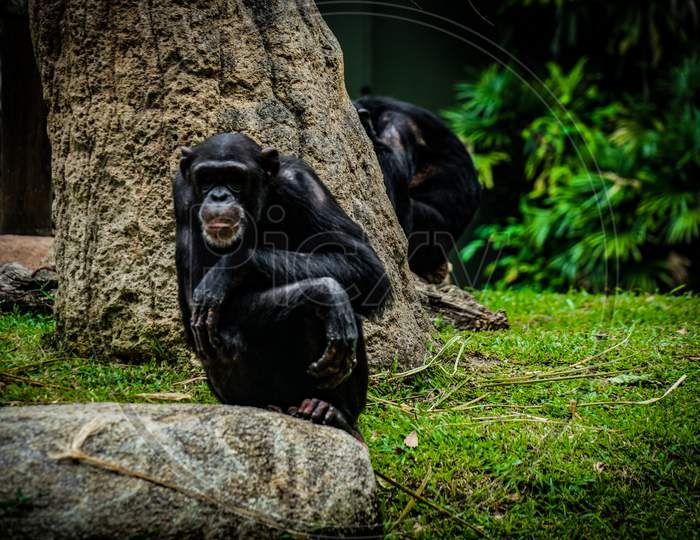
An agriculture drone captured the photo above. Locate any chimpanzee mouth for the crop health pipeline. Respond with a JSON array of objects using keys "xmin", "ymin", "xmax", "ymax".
[{"xmin": 202, "ymin": 219, "xmax": 244, "ymax": 248}]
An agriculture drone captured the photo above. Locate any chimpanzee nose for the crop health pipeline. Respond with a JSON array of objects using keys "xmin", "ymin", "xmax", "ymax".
[{"xmin": 210, "ymin": 188, "xmax": 231, "ymax": 203}]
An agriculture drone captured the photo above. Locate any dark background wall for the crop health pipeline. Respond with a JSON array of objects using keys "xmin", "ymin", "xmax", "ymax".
[
  {"xmin": 319, "ymin": 1, "xmax": 497, "ymax": 286},
  {"xmin": 319, "ymin": 1, "xmax": 492, "ymax": 110},
  {"xmin": 0, "ymin": 2, "xmax": 52, "ymax": 236}
]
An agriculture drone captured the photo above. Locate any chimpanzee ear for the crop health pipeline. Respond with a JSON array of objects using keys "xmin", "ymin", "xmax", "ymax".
[
  {"xmin": 356, "ymin": 108, "xmax": 377, "ymax": 140},
  {"xmin": 357, "ymin": 108, "xmax": 371, "ymax": 123},
  {"xmin": 260, "ymin": 147, "xmax": 280, "ymax": 178},
  {"xmin": 180, "ymin": 146, "xmax": 194, "ymax": 178}
]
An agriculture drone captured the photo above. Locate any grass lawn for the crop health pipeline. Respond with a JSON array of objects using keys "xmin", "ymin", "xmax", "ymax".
[{"xmin": 1, "ymin": 289, "xmax": 698, "ymax": 538}]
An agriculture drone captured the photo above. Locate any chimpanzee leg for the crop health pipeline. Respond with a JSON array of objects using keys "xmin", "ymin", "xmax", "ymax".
[
  {"xmin": 211, "ymin": 276, "xmax": 361, "ymax": 407},
  {"xmin": 286, "ymin": 317, "xmax": 368, "ymax": 441},
  {"xmin": 408, "ymin": 200, "xmax": 454, "ymax": 282},
  {"xmin": 238, "ymin": 277, "xmax": 358, "ymax": 387},
  {"xmin": 206, "ymin": 278, "xmax": 366, "ymax": 437}
]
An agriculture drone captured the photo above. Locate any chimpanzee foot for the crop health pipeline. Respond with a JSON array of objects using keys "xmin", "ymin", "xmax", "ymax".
[
  {"xmin": 287, "ymin": 398, "xmax": 360, "ymax": 437},
  {"xmin": 418, "ymin": 261, "xmax": 452, "ymax": 285}
]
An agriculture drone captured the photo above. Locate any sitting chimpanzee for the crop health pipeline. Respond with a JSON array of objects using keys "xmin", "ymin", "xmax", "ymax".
[
  {"xmin": 354, "ymin": 96, "xmax": 481, "ymax": 283},
  {"xmin": 172, "ymin": 133, "xmax": 391, "ymax": 440}
]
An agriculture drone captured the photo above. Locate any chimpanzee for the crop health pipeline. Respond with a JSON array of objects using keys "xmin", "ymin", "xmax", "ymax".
[
  {"xmin": 172, "ymin": 133, "xmax": 391, "ymax": 440},
  {"xmin": 354, "ymin": 96, "xmax": 481, "ymax": 283},
  {"xmin": 355, "ymin": 108, "xmax": 414, "ymax": 235}
]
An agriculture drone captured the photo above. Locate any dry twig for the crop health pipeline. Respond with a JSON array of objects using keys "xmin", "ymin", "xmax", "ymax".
[
  {"xmin": 172, "ymin": 376, "xmax": 207, "ymax": 387},
  {"xmin": 567, "ymin": 325, "xmax": 635, "ymax": 369},
  {"xmin": 373, "ymin": 335, "xmax": 461, "ymax": 382},
  {"xmin": 367, "ymin": 394, "xmax": 414, "ymax": 413},
  {"xmin": 576, "ymin": 374, "xmax": 687, "ymax": 408},
  {"xmin": 375, "ymin": 470, "xmax": 488, "ymax": 538},
  {"xmin": 0, "ymin": 357, "xmax": 64, "ymax": 375},
  {"xmin": 391, "ymin": 464, "xmax": 433, "ymax": 529},
  {"xmin": 132, "ymin": 392, "xmax": 191, "ymax": 402},
  {"xmin": 479, "ymin": 369, "xmax": 632, "ymax": 388},
  {"xmin": 0, "ymin": 371, "xmax": 71, "ymax": 390},
  {"xmin": 428, "ymin": 382, "xmax": 477, "ymax": 411}
]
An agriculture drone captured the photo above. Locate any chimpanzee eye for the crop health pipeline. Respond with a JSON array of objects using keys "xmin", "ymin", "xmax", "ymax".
[{"xmin": 228, "ymin": 182, "xmax": 242, "ymax": 194}]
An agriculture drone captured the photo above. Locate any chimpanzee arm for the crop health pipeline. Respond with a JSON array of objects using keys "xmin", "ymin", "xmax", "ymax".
[
  {"xmin": 197, "ymin": 234, "xmax": 390, "ymax": 319},
  {"xmin": 254, "ymin": 158, "xmax": 392, "ymax": 315},
  {"xmin": 190, "ymin": 236, "xmax": 390, "ymax": 359},
  {"xmin": 356, "ymin": 107, "xmax": 413, "ymax": 234},
  {"xmin": 189, "ymin": 157, "xmax": 392, "ymax": 358},
  {"xmin": 248, "ymin": 243, "xmax": 388, "ymax": 315}
]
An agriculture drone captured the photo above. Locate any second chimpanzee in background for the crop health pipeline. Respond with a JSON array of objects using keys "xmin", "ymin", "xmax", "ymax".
[
  {"xmin": 354, "ymin": 96, "xmax": 481, "ymax": 284},
  {"xmin": 173, "ymin": 133, "xmax": 391, "ymax": 440}
]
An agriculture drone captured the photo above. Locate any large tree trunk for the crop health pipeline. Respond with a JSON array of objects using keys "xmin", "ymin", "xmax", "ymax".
[{"xmin": 28, "ymin": 0, "xmax": 431, "ymax": 368}]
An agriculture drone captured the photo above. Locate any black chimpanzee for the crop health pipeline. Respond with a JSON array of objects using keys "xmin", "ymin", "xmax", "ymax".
[
  {"xmin": 354, "ymin": 96, "xmax": 481, "ymax": 283},
  {"xmin": 172, "ymin": 133, "xmax": 391, "ymax": 439}
]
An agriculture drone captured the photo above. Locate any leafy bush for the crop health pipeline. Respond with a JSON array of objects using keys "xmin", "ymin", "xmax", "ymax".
[{"xmin": 445, "ymin": 56, "xmax": 700, "ymax": 291}]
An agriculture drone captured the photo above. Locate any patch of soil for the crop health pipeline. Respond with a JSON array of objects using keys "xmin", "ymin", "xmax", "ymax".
[{"xmin": 0, "ymin": 235, "xmax": 53, "ymax": 269}]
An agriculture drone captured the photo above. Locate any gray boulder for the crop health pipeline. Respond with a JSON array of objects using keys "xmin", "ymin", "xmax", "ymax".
[{"xmin": 0, "ymin": 403, "xmax": 379, "ymax": 538}]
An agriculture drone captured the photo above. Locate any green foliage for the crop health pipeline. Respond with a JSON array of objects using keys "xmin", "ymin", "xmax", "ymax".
[{"xmin": 445, "ymin": 56, "xmax": 700, "ymax": 291}]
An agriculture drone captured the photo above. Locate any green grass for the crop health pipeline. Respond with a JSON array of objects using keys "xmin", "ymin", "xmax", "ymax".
[{"xmin": 1, "ymin": 290, "xmax": 699, "ymax": 538}]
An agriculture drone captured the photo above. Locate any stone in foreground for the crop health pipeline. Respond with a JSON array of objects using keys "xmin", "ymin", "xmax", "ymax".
[{"xmin": 0, "ymin": 403, "xmax": 379, "ymax": 538}]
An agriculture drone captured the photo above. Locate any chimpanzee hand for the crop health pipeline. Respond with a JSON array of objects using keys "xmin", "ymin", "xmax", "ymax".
[
  {"xmin": 190, "ymin": 270, "xmax": 233, "ymax": 359},
  {"xmin": 307, "ymin": 313, "xmax": 358, "ymax": 389}
]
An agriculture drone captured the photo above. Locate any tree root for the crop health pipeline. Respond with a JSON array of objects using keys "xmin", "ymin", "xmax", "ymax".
[
  {"xmin": 0, "ymin": 262, "xmax": 57, "ymax": 313},
  {"xmin": 415, "ymin": 279, "xmax": 509, "ymax": 331}
]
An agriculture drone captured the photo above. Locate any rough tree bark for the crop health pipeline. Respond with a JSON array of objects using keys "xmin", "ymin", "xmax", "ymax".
[{"xmin": 29, "ymin": 0, "xmax": 432, "ymax": 367}]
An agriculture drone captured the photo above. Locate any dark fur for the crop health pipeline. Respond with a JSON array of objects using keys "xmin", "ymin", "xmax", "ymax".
[
  {"xmin": 354, "ymin": 96, "xmax": 481, "ymax": 281},
  {"xmin": 173, "ymin": 133, "xmax": 391, "ymax": 434}
]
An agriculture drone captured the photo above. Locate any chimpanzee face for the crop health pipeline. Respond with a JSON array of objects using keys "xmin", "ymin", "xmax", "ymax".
[
  {"xmin": 180, "ymin": 134, "xmax": 279, "ymax": 250},
  {"xmin": 193, "ymin": 163, "xmax": 249, "ymax": 248}
]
